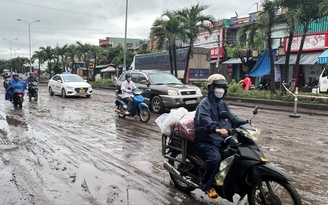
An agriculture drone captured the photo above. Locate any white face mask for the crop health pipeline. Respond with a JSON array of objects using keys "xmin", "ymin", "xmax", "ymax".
[{"xmin": 214, "ymin": 88, "xmax": 225, "ymax": 98}]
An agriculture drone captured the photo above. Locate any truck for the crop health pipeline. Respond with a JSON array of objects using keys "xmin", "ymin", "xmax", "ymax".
[{"xmin": 131, "ymin": 47, "xmax": 211, "ymax": 84}]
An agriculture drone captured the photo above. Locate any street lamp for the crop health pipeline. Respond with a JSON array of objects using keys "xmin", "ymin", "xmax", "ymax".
[
  {"xmin": 17, "ymin": 18, "xmax": 40, "ymax": 73},
  {"xmin": 123, "ymin": 0, "xmax": 128, "ymax": 70},
  {"xmin": 13, "ymin": 48, "xmax": 20, "ymax": 58},
  {"xmin": 3, "ymin": 38, "xmax": 18, "ymax": 72}
]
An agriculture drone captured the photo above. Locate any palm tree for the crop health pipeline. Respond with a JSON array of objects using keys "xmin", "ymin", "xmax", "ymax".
[
  {"xmin": 32, "ymin": 50, "xmax": 45, "ymax": 78},
  {"xmin": 150, "ymin": 11, "xmax": 183, "ymax": 77},
  {"xmin": 239, "ymin": 0, "xmax": 280, "ymax": 94},
  {"xmin": 75, "ymin": 41, "xmax": 93, "ymax": 81},
  {"xmin": 175, "ymin": 3, "xmax": 215, "ymax": 83},
  {"xmin": 39, "ymin": 46, "xmax": 55, "ymax": 79},
  {"xmin": 292, "ymin": 0, "xmax": 328, "ymax": 87},
  {"xmin": 55, "ymin": 44, "xmax": 68, "ymax": 72},
  {"xmin": 66, "ymin": 44, "xmax": 77, "ymax": 73}
]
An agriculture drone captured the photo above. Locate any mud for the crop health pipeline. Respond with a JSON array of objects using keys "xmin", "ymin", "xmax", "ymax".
[{"xmin": 0, "ymin": 85, "xmax": 327, "ymax": 205}]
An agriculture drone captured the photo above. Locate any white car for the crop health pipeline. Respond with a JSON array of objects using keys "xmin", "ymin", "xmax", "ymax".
[{"xmin": 48, "ymin": 74, "xmax": 93, "ymax": 98}]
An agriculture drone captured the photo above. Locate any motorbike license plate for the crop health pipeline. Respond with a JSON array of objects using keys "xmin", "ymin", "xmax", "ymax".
[
  {"xmin": 185, "ymin": 100, "xmax": 197, "ymax": 105},
  {"xmin": 79, "ymin": 89, "xmax": 85, "ymax": 93}
]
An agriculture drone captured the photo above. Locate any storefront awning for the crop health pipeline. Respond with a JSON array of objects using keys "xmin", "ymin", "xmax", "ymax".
[
  {"xmin": 318, "ymin": 50, "xmax": 328, "ymax": 64},
  {"xmin": 275, "ymin": 52, "xmax": 322, "ymax": 65},
  {"xmin": 222, "ymin": 57, "xmax": 251, "ymax": 64}
]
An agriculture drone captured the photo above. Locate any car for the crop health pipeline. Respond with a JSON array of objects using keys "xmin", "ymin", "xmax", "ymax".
[
  {"xmin": 115, "ymin": 71, "xmax": 203, "ymax": 114},
  {"xmin": 48, "ymin": 74, "xmax": 93, "ymax": 98}
]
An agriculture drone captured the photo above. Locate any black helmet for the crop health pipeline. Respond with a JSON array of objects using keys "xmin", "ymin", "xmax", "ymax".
[
  {"xmin": 29, "ymin": 72, "xmax": 33, "ymax": 76},
  {"xmin": 125, "ymin": 72, "xmax": 132, "ymax": 79}
]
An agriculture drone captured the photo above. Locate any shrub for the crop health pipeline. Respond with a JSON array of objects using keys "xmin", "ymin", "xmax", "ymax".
[{"xmin": 91, "ymin": 78, "xmax": 114, "ymax": 87}]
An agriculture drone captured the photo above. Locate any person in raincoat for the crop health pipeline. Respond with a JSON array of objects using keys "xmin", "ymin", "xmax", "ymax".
[
  {"xmin": 194, "ymin": 74, "xmax": 247, "ymax": 200},
  {"xmin": 6, "ymin": 73, "xmax": 27, "ymax": 101},
  {"xmin": 242, "ymin": 74, "xmax": 252, "ymax": 91}
]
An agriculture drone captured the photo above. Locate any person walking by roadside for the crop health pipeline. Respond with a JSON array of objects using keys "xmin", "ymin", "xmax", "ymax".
[{"xmin": 242, "ymin": 74, "xmax": 252, "ymax": 91}]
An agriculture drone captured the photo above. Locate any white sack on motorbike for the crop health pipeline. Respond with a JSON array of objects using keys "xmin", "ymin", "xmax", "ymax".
[{"xmin": 155, "ymin": 107, "xmax": 191, "ymax": 136}]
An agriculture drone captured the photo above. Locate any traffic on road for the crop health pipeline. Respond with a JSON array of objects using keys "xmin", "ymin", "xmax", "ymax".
[{"xmin": 0, "ymin": 85, "xmax": 327, "ymax": 205}]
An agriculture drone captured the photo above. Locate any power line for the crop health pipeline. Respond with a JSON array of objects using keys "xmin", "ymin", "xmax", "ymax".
[{"xmin": 4, "ymin": 0, "xmax": 110, "ymax": 19}]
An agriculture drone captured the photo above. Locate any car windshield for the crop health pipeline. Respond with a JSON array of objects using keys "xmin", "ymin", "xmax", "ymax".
[
  {"xmin": 149, "ymin": 73, "xmax": 182, "ymax": 85},
  {"xmin": 62, "ymin": 75, "xmax": 84, "ymax": 82}
]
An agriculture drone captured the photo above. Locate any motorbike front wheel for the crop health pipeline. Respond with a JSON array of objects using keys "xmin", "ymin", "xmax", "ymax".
[
  {"xmin": 248, "ymin": 178, "xmax": 302, "ymax": 205},
  {"xmin": 117, "ymin": 104, "xmax": 126, "ymax": 118},
  {"xmin": 138, "ymin": 107, "xmax": 150, "ymax": 122}
]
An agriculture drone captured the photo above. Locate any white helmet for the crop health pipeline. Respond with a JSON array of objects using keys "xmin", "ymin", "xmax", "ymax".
[{"xmin": 207, "ymin": 74, "xmax": 228, "ymax": 88}]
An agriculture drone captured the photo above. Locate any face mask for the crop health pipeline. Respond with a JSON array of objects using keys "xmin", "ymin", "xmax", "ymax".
[
  {"xmin": 127, "ymin": 77, "xmax": 132, "ymax": 81},
  {"xmin": 214, "ymin": 88, "xmax": 225, "ymax": 98}
]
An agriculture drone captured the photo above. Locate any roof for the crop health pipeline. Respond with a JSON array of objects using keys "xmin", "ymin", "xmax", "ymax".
[
  {"xmin": 275, "ymin": 52, "xmax": 322, "ymax": 65},
  {"xmin": 318, "ymin": 50, "xmax": 328, "ymax": 64},
  {"xmin": 222, "ymin": 57, "xmax": 251, "ymax": 64}
]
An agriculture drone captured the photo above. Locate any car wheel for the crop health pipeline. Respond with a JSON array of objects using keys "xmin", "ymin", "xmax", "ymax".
[
  {"xmin": 49, "ymin": 87, "xmax": 54, "ymax": 96},
  {"xmin": 151, "ymin": 96, "xmax": 164, "ymax": 114},
  {"xmin": 86, "ymin": 95, "xmax": 91, "ymax": 98},
  {"xmin": 61, "ymin": 89, "xmax": 66, "ymax": 98}
]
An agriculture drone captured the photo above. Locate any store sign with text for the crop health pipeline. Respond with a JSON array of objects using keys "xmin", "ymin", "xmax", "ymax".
[{"xmin": 285, "ymin": 33, "xmax": 327, "ymax": 52}]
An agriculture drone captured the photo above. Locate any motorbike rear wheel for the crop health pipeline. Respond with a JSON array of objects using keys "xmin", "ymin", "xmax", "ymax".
[
  {"xmin": 168, "ymin": 151, "xmax": 196, "ymax": 192},
  {"xmin": 138, "ymin": 107, "xmax": 150, "ymax": 122},
  {"xmin": 247, "ymin": 178, "xmax": 302, "ymax": 205}
]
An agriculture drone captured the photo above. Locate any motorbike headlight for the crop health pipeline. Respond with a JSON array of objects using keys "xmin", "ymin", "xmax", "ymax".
[
  {"xmin": 241, "ymin": 127, "xmax": 262, "ymax": 142},
  {"xmin": 196, "ymin": 88, "xmax": 201, "ymax": 95},
  {"xmin": 168, "ymin": 90, "xmax": 178, "ymax": 96}
]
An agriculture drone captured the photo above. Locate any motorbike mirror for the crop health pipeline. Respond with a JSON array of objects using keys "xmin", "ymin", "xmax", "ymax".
[
  {"xmin": 253, "ymin": 106, "xmax": 258, "ymax": 115},
  {"xmin": 219, "ymin": 111, "xmax": 231, "ymax": 119}
]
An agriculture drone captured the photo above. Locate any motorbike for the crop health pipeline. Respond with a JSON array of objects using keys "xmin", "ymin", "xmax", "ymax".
[
  {"xmin": 115, "ymin": 89, "xmax": 151, "ymax": 123},
  {"xmin": 28, "ymin": 81, "xmax": 38, "ymax": 100},
  {"xmin": 161, "ymin": 107, "xmax": 302, "ymax": 205},
  {"xmin": 12, "ymin": 91, "xmax": 24, "ymax": 109},
  {"xmin": 3, "ymin": 78, "xmax": 9, "ymax": 90}
]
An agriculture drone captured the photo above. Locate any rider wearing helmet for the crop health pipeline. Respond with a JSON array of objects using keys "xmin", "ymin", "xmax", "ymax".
[
  {"xmin": 120, "ymin": 72, "xmax": 137, "ymax": 115},
  {"xmin": 6, "ymin": 72, "xmax": 27, "ymax": 101},
  {"xmin": 26, "ymin": 72, "xmax": 38, "ymax": 95},
  {"xmin": 26, "ymin": 72, "xmax": 37, "ymax": 83},
  {"xmin": 194, "ymin": 74, "xmax": 247, "ymax": 200}
]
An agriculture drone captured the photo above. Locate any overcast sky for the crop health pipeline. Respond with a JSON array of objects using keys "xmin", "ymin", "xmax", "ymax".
[{"xmin": 0, "ymin": 0, "xmax": 260, "ymax": 60}]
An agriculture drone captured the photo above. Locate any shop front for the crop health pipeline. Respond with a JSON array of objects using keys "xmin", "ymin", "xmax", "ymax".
[{"xmin": 275, "ymin": 32, "xmax": 328, "ymax": 88}]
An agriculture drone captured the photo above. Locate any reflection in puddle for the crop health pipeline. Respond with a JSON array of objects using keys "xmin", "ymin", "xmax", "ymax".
[{"xmin": 6, "ymin": 116, "xmax": 27, "ymax": 127}]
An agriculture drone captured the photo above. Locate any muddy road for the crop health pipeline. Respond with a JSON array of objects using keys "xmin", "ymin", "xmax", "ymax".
[{"xmin": 0, "ymin": 85, "xmax": 327, "ymax": 205}]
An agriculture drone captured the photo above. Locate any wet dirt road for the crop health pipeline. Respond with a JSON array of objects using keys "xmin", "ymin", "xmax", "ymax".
[{"xmin": 0, "ymin": 86, "xmax": 327, "ymax": 205}]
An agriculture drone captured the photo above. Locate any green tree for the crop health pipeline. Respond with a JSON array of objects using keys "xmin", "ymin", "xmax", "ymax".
[
  {"xmin": 39, "ymin": 46, "xmax": 55, "ymax": 78},
  {"xmin": 32, "ymin": 50, "xmax": 45, "ymax": 77},
  {"xmin": 239, "ymin": 0, "xmax": 280, "ymax": 94},
  {"xmin": 175, "ymin": 3, "xmax": 215, "ymax": 83},
  {"xmin": 150, "ymin": 11, "xmax": 183, "ymax": 77}
]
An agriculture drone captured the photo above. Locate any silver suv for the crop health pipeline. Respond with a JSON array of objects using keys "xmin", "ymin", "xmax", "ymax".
[{"xmin": 115, "ymin": 71, "xmax": 203, "ymax": 114}]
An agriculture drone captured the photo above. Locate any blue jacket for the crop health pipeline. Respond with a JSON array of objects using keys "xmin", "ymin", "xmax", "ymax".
[
  {"xmin": 194, "ymin": 92, "xmax": 247, "ymax": 146},
  {"xmin": 26, "ymin": 76, "xmax": 37, "ymax": 83},
  {"xmin": 7, "ymin": 79, "xmax": 27, "ymax": 93}
]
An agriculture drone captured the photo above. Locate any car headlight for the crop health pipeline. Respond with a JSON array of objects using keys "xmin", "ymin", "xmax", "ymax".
[
  {"xmin": 196, "ymin": 88, "xmax": 201, "ymax": 95},
  {"xmin": 168, "ymin": 89, "xmax": 178, "ymax": 96}
]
